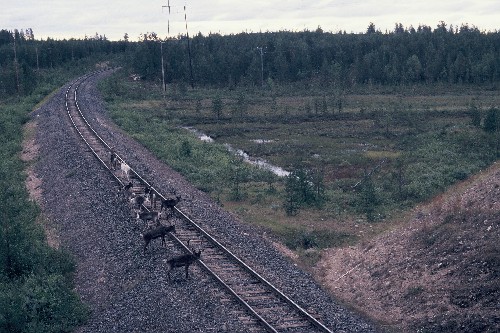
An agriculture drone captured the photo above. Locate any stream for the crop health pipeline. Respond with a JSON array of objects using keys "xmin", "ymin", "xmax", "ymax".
[{"xmin": 182, "ymin": 126, "xmax": 290, "ymax": 177}]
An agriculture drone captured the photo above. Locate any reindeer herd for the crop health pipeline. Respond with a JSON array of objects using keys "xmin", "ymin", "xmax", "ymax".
[{"xmin": 111, "ymin": 150, "xmax": 201, "ymax": 280}]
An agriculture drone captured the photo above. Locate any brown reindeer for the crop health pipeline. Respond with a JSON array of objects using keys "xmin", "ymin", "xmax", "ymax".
[
  {"xmin": 160, "ymin": 195, "xmax": 181, "ymax": 215},
  {"xmin": 110, "ymin": 148, "xmax": 118, "ymax": 170},
  {"xmin": 141, "ymin": 224, "xmax": 176, "ymax": 253},
  {"xmin": 130, "ymin": 194, "xmax": 147, "ymax": 210},
  {"xmin": 144, "ymin": 184, "xmax": 156, "ymax": 203},
  {"xmin": 167, "ymin": 248, "xmax": 201, "ymax": 280},
  {"xmin": 123, "ymin": 181, "xmax": 133, "ymax": 192},
  {"xmin": 137, "ymin": 210, "xmax": 161, "ymax": 223}
]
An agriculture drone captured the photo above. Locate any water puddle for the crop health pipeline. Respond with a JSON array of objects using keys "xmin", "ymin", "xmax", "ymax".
[
  {"xmin": 223, "ymin": 143, "xmax": 290, "ymax": 177},
  {"xmin": 251, "ymin": 139, "xmax": 275, "ymax": 144},
  {"xmin": 183, "ymin": 127, "xmax": 289, "ymax": 177},
  {"xmin": 182, "ymin": 126, "xmax": 214, "ymax": 142}
]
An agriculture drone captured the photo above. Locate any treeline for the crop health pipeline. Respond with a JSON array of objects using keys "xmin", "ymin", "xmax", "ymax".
[
  {"xmin": 131, "ymin": 22, "xmax": 500, "ymax": 88},
  {"xmin": 0, "ymin": 29, "xmax": 128, "ymax": 97},
  {"xmin": 2, "ymin": 22, "xmax": 500, "ymax": 99}
]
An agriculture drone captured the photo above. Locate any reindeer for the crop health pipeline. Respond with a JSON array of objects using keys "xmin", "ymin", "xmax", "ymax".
[
  {"xmin": 137, "ymin": 210, "xmax": 161, "ymax": 223},
  {"xmin": 123, "ymin": 181, "xmax": 133, "ymax": 192},
  {"xmin": 160, "ymin": 195, "xmax": 182, "ymax": 216},
  {"xmin": 144, "ymin": 184, "xmax": 152, "ymax": 197},
  {"xmin": 117, "ymin": 160, "xmax": 131, "ymax": 180},
  {"xmin": 130, "ymin": 194, "xmax": 146, "ymax": 210},
  {"xmin": 110, "ymin": 148, "xmax": 118, "ymax": 170},
  {"xmin": 146, "ymin": 187, "xmax": 156, "ymax": 209},
  {"xmin": 141, "ymin": 224, "xmax": 176, "ymax": 253},
  {"xmin": 167, "ymin": 246, "xmax": 202, "ymax": 280},
  {"xmin": 116, "ymin": 181, "xmax": 133, "ymax": 199}
]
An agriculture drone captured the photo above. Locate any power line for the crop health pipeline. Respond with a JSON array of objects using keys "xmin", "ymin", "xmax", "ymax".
[
  {"xmin": 162, "ymin": 1, "xmax": 195, "ymax": 89},
  {"xmin": 160, "ymin": 0, "xmax": 171, "ymax": 94},
  {"xmin": 162, "ymin": 0, "xmax": 171, "ymax": 35},
  {"xmin": 184, "ymin": 2, "xmax": 195, "ymax": 88}
]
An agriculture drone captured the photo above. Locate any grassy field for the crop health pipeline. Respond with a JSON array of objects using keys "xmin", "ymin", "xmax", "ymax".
[{"xmin": 100, "ymin": 72, "xmax": 500, "ymax": 264}]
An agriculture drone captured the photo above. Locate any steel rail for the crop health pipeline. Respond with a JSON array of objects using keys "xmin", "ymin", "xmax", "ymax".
[
  {"xmin": 64, "ymin": 71, "xmax": 333, "ymax": 333},
  {"xmin": 173, "ymin": 207, "xmax": 332, "ymax": 332},
  {"xmin": 168, "ymin": 232, "xmax": 279, "ymax": 333}
]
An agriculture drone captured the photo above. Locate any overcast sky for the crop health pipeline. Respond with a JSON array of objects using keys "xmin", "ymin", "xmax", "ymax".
[{"xmin": 2, "ymin": 0, "xmax": 499, "ymax": 41}]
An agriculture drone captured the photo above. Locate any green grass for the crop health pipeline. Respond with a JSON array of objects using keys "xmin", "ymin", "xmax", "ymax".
[{"xmin": 99, "ymin": 71, "xmax": 500, "ymax": 254}]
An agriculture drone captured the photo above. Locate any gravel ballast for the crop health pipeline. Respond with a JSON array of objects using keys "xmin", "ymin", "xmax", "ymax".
[{"xmin": 32, "ymin": 70, "xmax": 378, "ymax": 333}]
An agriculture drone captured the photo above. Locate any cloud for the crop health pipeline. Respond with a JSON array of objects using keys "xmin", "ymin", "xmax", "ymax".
[{"xmin": 1, "ymin": 0, "xmax": 498, "ymax": 41}]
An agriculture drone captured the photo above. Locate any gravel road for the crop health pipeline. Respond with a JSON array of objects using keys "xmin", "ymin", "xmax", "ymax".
[{"xmin": 32, "ymin": 70, "xmax": 378, "ymax": 333}]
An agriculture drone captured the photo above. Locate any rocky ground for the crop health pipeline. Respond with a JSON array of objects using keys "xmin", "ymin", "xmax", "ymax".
[{"xmin": 26, "ymin": 70, "xmax": 377, "ymax": 332}]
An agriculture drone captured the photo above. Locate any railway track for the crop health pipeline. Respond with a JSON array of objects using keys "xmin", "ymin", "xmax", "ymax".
[{"xmin": 65, "ymin": 71, "xmax": 333, "ymax": 333}]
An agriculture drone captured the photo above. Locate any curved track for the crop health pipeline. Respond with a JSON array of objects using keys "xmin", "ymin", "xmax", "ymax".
[{"xmin": 65, "ymin": 71, "xmax": 333, "ymax": 333}]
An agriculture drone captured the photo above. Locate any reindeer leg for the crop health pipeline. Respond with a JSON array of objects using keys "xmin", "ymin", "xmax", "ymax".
[{"xmin": 167, "ymin": 263, "xmax": 174, "ymax": 280}]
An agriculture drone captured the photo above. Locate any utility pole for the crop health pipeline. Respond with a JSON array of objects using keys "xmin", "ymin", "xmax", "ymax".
[
  {"xmin": 184, "ymin": 4, "xmax": 195, "ymax": 88},
  {"xmin": 161, "ymin": 0, "xmax": 171, "ymax": 96},
  {"xmin": 256, "ymin": 47, "xmax": 264, "ymax": 87},
  {"xmin": 35, "ymin": 46, "xmax": 39, "ymax": 71},
  {"xmin": 13, "ymin": 34, "xmax": 20, "ymax": 94},
  {"xmin": 163, "ymin": 1, "xmax": 195, "ymax": 89},
  {"xmin": 162, "ymin": 0, "xmax": 171, "ymax": 35},
  {"xmin": 160, "ymin": 41, "xmax": 166, "ymax": 93}
]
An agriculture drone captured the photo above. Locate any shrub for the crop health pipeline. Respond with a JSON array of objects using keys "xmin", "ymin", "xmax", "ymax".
[
  {"xmin": 1, "ymin": 69, "xmax": 89, "ymax": 332},
  {"xmin": 483, "ymin": 107, "xmax": 499, "ymax": 133},
  {"xmin": 282, "ymin": 227, "xmax": 355, "ymax": 250}
]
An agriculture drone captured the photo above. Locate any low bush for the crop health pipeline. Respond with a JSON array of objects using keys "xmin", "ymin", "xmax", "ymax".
[{"xmin": 0, "ymin": 67, "xmax": 90, "ymax": 332}]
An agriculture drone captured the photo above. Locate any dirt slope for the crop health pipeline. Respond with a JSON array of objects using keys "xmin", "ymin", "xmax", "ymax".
[{"xmin": 315, "ymin": 163, "xmax": 500, "ymax": 332}]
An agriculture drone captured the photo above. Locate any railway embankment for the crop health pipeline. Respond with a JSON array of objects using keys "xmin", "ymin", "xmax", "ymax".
[{"xmin": 29, "ymin": 71, "xmax": 378, "ymax": 332}]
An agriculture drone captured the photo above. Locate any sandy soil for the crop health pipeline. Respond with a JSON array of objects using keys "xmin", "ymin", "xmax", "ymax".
[{"xmin": 22, "ymin": 119, "xmax": 61, "ymax": 249}]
